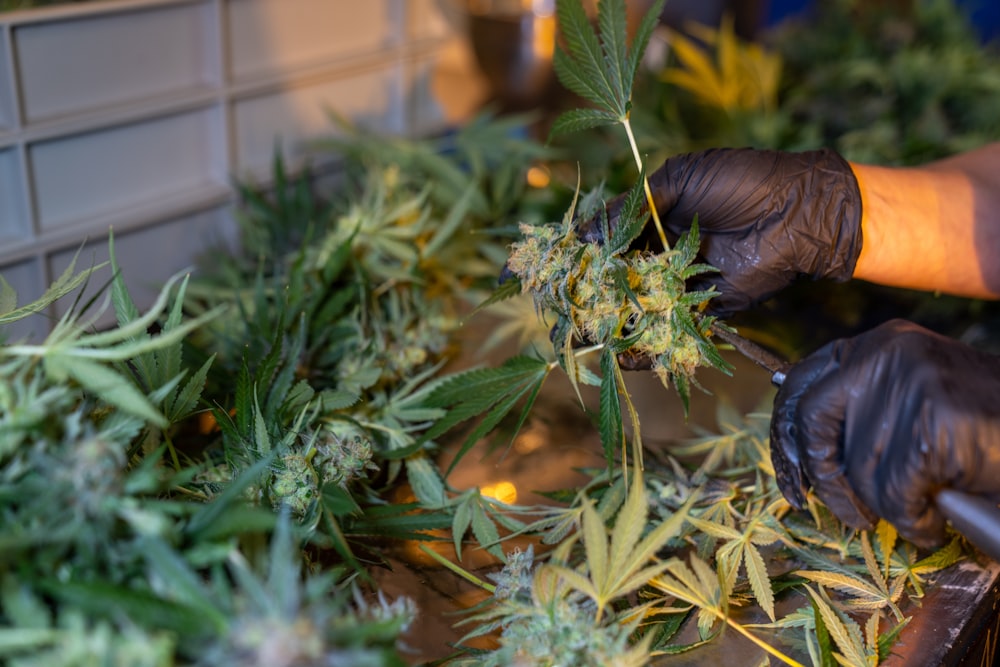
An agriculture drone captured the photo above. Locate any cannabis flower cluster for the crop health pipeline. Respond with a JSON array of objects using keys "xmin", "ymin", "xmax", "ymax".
[{"xmin": 505, "ymin": 203, "xmax": 726, "ymax": 402}]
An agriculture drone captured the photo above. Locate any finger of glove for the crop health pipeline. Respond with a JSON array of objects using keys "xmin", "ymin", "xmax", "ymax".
[
  {"xmin": 617, "ymin": 347, "xmax": 652, "ymax": 371},
  {"xmin": 688, "ymin": 271, "xmax": 766, "ymax": 319},
  {"xmin": 792, "ymin": 364, "xmax": 879, "ymax": 530},
  {"xmin": 770, "ymin": 343, "xmax": 879, "ymax": 528},
  {"xmin": 499, "ymin": 262, "xmax": 516, "ymax": 285},
  {"xmin": 770, "ymin": 351, "xmax": 837, "ymax": 510}
]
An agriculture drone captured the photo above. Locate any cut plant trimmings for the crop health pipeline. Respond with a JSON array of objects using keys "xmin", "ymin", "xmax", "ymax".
[
  {"xmin": 498, "ymin": 0, "xmax": 730, "ymax": 470},
  {"xmin": 504, "ymin": 185, "xmax": 727, "ymax": 407}
]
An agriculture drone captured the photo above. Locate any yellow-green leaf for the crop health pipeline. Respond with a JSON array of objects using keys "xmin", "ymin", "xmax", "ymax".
[{"xmin": 744, "ymin": 542, "xmax": 775, "ymax": 621}]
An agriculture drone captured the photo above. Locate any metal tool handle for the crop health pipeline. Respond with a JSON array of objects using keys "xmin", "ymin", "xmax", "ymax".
[{"xmin": 936, "ymin": 489, "xmax": 1000, "ymax": 562}]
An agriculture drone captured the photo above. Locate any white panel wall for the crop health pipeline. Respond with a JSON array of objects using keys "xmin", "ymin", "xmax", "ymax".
[
  {"xmin": 15, "ymin": 2, "xmax": 218, "ymax": 122},
  {"xmin": 0, "ymin": 0, "xmax": 459, "ymax": 341},
  {"xmin": 227, "ymin": 1, "xmax": 399, "ymax": 81}
]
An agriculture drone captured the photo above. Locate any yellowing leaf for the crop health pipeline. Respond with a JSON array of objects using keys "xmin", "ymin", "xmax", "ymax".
[
  {"xmin": 804, "ymin": 586, "xmax": 869, "ymax": 667},
  {"xmin": 796, "ymin": 571, "xmax": 888, "ymax": 608},
  {"xmin": 744, "ymin": 541, "xmax": 775, "ymax": 622}
]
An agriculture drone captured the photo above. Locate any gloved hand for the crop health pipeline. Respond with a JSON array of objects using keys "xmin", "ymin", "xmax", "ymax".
[
  {"xmin": 578, "ymin": 147, "xmax": 864, "ymax": 317},
  {"xmin": 769, "ymin": 319, "xmax": 1000, "ymax": 548}
]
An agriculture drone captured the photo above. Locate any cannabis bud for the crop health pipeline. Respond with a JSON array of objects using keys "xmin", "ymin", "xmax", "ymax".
[{"xmin": 505, "ymin": 206, "xmax": 726, "ymax": 407}]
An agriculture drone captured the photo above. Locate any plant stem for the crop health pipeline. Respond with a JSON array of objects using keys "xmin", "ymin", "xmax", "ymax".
[
  {"xmin": 722, "ymin": 616, "xmax": 806, "ymax": 667},
  {"xmin": 547, "ymin": 343, "xmax": 605, "ymax": 371},
  {"xmin": 622, "ymin": 117, "xmax": 669, "ymax": 251},
  {"xmin": 654, "ymin": 577, "xmax": 805, "ymax": 667},
  {"xmin": 419, "ymin": 544, "xmax": 496, "ymax": 593},
  {"xmin": 162, "ymin": 432, "xmax": 182, "ymax": 471},
  {"xmin": 611, "ymin": 354, "xmax": 643, "ymax": 473}
]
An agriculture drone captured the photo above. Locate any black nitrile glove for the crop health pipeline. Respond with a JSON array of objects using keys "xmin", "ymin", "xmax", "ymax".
[
  {"xmin": 578, "ymin": 147, "xmax": 864, "ymax": 317},
  {"xmin": 770, "ymin": 319, "xmax": 1000, "ymax": 548}
]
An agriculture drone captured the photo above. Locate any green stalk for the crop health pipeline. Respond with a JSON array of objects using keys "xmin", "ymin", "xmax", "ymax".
[
  {"xmin": 611, "ymin": 353, "xmax": 644, "ymax": 474},
  {"xmin": 547, "ymin": 343, "xmax": 606, "ymax": 371},
  {"xmin": 622, "ymin": 117, "xmax": 669, "ymax": 251},
  {"xmin": 162, "ymin": 432, "xmax": 182, "ymax": 471},
  {"xmin": 720, "ymin": 616, "xmax": 806, "ymax": 667},
  {"xmin": 419, "ymin": 544, "xmax": 496, "ymax": 593}
]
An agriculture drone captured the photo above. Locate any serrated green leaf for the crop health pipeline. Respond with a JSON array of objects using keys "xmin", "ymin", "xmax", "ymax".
[
  {"xmin": 686, "ymin": 516, "xmax": 742, "ymax": 541},
  {"xmin": 608, "ymin": 471, "xmax": 646, "ymax": 571},
  {"xmin": 877, "ymin": 616, "xmax": 910, "ymax": 662},
  {"xmin": 471, "ymin": 500, "xmax": 504, "ymax": 561},
  {"xmin": 744, "ymin": 541, "xmax": 775, "ymax": 622},
  {"xmin": 425, "ymin": 355, "xmax": 550, "ymax": 476},
  {"xmin": 425, "ymin": 356, "xmax": 548, "ymax": 413},
  {"xmin": 796, "ymin": 571, "xmax": 886, "ymax": 604},
  {"xmin": 909, "ymin": 537, "xmax": 964, "ymax": 574},
  {"xmin": 46, "ymin": 355, "xmax": 166, "ymax": 427},
  {"xmin": 473, "ymin": 278, "xmax": 522, "ymax": 315},
  {"xmin": 405, "ymin": 454, "xmax": 446, "ymax": 508},
  {"xmin": 318, "ymin": 388, "xmax": 362, "ymax": 411},
  {"xmin": 555, "ymin": 0, "xmax": 619, "ymax": 113},
  {"xmin": 549, "ymin": 107, "xmax": 620, "ymax": 137},
  {"xmin": 108, "ymin": 229, "xmax": 142, "ymax": 330},
  {"xmin": 599, "ymin": 348, "xmax": 624, "ymax": 473},
  {"xmin": 606, "ymin": 176, "xmax": 648, "ymax": 256},
  {"xmin": 452, "ymin": 492, "xmax": 473, "ymax": 561},
  {"xmin": 628, "ymin": 0, "xmax": 667, "ymax": 86},
  {"xmin": 804, "ymin": 586, "xmax": 868, "ymax": 667},
  {"xmin": 165, "ymin": 354, "xmax": 214, "ymax": 422},
  {"xmin": 597, "ymin": 0, "xmax": 629, "ymax": 104},
  {"xmin": 810, "ymin": 595, "xmax": 838, "ymax": 667},
  {"xmin": 0, "ymin": 248, "xmax": 107, "ymax": 325},
  {"xmin": 582, "ymin": 499, "xmax": 609, "ymax": 592},
  {"xmin": 0, "ymin": 276, "xmax": 17, "ymax": 318},
  {"xmin": 628, "ymin": 492, "xmax": 697, "ymax": 577}
]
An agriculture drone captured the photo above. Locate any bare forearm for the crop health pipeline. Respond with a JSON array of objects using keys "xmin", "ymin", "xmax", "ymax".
[{"xmin": 851, "ymin": 142, "xmax": 1000, "ymax": 298}]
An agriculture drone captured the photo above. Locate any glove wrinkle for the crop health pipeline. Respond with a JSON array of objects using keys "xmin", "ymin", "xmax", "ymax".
[{"xmin": 772, "ymin": 318, "xmax": 1000, "ymax": 548}]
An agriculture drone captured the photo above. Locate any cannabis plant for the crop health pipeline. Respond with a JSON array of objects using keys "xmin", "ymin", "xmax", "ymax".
[{"xmin": 493, "ymin": 0, "xmax": 730, "ymax": 485}]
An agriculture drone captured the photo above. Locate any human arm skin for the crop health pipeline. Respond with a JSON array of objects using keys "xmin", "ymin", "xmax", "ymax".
[{"xmin": 851, "ymin": 142, "xmax": 1000, "ymax": 298}]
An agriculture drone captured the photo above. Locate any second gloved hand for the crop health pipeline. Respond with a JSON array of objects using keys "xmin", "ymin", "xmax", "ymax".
[
  {"xmin": 769, "ymin": 319, "xmax": 1000, "ymax": 548},
  {"xmin": 579, "ymin": 147, "xmax": 864, "ymax": 317}
]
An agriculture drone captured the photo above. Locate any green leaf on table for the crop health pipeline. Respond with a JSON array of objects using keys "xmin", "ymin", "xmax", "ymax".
[
  {"xmin": 550, "ymin": 469, "xmax": 696, "ymax": 619},
  {"xmin": 808, "ymin": 594, "xmax": 837, "ymax": 667},
  {"xmin": 804, "ymin": 585, "xmax": 869, "ymax": 667},
  {"xmin": 424, "ymin": 355, "xmax": 551, "ymax": 477}
]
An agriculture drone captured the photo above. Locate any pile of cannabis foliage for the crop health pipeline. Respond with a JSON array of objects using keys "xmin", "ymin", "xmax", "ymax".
[
  {"xmin": 0, "ymin": 1, "xmax": 995, "ymax": 666},
  {"xmin": 0, "ymin": 115, "xmax": 554, "ymax": 665}
]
